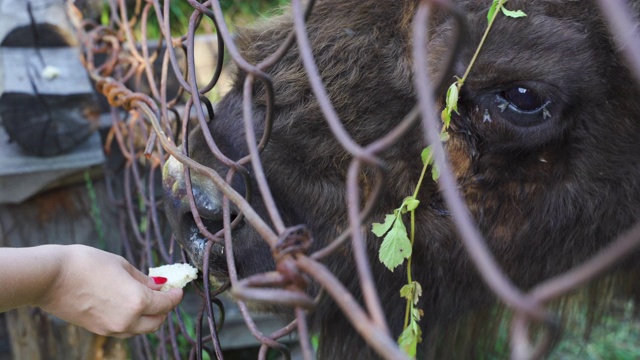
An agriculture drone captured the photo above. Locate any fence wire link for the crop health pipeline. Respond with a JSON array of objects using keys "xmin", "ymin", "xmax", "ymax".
[{"xmin": 72, "ymin": 0, "xmax": 640, "ymax": 359}]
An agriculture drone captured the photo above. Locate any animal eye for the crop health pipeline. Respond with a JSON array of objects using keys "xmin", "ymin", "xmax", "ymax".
[
  {"xmin": 500, "ymin": 87, "xmax": 545, "ymax": 113},
  {"xmin": 488, "ymin": 85, "xmax": 553, "ymax": 128}
]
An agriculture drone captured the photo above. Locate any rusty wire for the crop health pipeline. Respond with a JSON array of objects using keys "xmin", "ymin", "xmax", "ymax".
[{"xmin": 71, "ymin": 0, "xmax": 640, "ymax": 359}]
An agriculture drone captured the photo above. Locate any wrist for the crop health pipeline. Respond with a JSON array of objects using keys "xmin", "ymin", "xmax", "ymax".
[{"xmin": 31, "ymin": 244, "xmax": 67, "ymax": 308}]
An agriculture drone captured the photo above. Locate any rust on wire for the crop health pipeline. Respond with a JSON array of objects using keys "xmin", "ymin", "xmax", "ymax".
[{"xmin": 72, "ymin": 0, "xmax": 640, "ymax": 359}]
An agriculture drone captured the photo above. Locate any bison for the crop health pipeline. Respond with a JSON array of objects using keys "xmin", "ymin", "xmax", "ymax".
[{"xmin": 162, "ymin": 0, "xmax": 640, "ymax": 358}]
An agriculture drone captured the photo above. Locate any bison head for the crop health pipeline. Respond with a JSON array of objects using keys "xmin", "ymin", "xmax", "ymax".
[{"xmin": 162, "ymin": 0, "xmax": 640, "ymax": 357}]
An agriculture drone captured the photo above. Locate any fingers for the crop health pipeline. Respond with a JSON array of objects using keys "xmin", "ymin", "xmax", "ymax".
[
  {"xmin": 146, "ymin": 275, "xmax": 166, "ymax": 292},
  {"xmin": 142, "ymin": 288, "xmax": 184, "ymax": 316},
  {"xmin": 108, "ymin": 314, "xmax": 168, "ymax": 338},
  {"xmin": 127, "ymin": 265, "xmax": 165, "ymax": 292},
  {"xmin": 121, "ymin": 292, "xmax": 181, "ymax": 335},
  {"xmin": 128, "ymin": 265, "xmax": 178, "ymax": 293},
  {"xmin": 104, "ymin": 266, "xmax": 183, "ymax": 337},
  {"xmin": 118, "ymin": 314, "xmax": 169, "ymax": 338},
  {"xmin": 103, "ymin": 289, "xmax": 181, "ymax": 337}
]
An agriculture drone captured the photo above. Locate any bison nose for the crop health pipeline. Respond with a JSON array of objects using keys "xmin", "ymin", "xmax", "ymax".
[
  {"xmin": 162, "ymin": 154, "xmax": 227, "ymax": 267},
  {"xmin": 162, "ymin": 154, "xmax": 224, "ymax": 221}
]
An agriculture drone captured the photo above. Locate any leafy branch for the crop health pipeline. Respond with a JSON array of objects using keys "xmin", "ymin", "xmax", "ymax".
[
  {"xmin": 372, "ymin": 0, "xmax": 526, "ymax": 357},
  {"xmin": 441, "ymin": 0, "xmax": 526, "ymax": 128}
]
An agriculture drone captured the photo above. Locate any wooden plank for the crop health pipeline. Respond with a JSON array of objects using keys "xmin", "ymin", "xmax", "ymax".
[
  {"xmin": 0, "ymin": 48, "xmax": 94, "ymax": 95},
  {"xmin": 0, "ymin": 0, "xmax": 77, "ymax": 47},
  {"xmin": 0, "ymin": 0, "xmax": 99, "ymax": 156},
  {"xmin": 6, "ymin": 307, "xmax": 128, "ymax": 360},
  {"xmin": 0, "ymin": 126, "xmax": 103, "ymax": 204}
]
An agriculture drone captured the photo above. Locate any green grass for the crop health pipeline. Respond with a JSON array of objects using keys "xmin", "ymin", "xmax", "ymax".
[
  {"xmin": 551, "ymin": 301, "xmax": 640, "ymax": 360},
  {"xmin": 478, "ymin": 300, "xmax": 640, "ymax": 360}
]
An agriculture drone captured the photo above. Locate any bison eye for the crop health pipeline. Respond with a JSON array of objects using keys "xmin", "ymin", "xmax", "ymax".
[
  {"xmin": 500, "ymin": 86, "xmax": 546, "ymax": 113},
  {"xmin": 492, "ymin": 86, "xmax": 551, "ymax": 127}
]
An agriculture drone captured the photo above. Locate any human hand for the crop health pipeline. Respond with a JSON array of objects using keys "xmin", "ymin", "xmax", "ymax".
[{"xmin": 37, "ymin": 245, "xmax": 183, "ymax": 338}]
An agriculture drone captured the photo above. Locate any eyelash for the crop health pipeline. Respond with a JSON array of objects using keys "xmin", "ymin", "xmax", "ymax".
[{"xmin": 476, "ymin": 85, "xmax": 554, "ymax": 127}]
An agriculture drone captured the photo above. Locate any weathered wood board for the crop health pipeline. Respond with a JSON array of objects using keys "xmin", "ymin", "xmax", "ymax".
[{"xmin": 0, "ymin": 0, "xmax": 99, "ymax": 157}]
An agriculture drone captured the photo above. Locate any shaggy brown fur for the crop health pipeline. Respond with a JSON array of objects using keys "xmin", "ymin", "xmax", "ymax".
[{"xmin": 163, "ymin": 0, "xmax": 640, "ymax": 358}]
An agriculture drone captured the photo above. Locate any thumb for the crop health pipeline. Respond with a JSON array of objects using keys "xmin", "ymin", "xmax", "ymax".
[
  {"xmin": 143, "ymin": 288, "xmax": 184, "ymax": 315},
  {"xmin": 146, "ymin": 274, "xmax": 168, "ymax": 291},
  {"xmin": 126, "ymin": 265, "xmax": 165, "ymax": 291}
]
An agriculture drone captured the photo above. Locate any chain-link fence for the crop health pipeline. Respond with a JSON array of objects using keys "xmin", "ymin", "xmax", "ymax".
[{"xmin": 74, "ymin": 0, "xmax": 640, "ymax": 359}]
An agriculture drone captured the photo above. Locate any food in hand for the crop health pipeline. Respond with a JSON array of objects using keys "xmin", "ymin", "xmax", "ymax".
[{"xmin": 149, "ymin": 263, "xmax": 198, "ymax": 291}]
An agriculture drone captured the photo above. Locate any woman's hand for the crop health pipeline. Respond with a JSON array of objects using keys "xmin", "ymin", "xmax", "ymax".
[{"xmin": 0, "ymin": 244, "xmax": 184, "ymax": 338}]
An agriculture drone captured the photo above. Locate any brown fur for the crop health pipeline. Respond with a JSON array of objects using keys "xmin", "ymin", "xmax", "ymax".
[{"xmin": 163, "ymin": 1, "xmax": 640, "ymax": 358}]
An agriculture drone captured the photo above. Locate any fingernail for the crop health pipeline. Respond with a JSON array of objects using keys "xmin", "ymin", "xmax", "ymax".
[{"xmin": 151, "ymin": 276, "xmax": 167, "ymax": 284}]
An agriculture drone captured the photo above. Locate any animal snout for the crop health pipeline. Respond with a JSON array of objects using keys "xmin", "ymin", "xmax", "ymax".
[
  {"xmin": 163, "ymin": 154, "xmax": 226, "ymax": 222},
  {"xmin": 162, "ymin": 155, "xmax": 228, "ymax": 269}
]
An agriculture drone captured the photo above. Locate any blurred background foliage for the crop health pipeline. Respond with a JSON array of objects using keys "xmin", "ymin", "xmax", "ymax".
[{"xmin": 95, "ymin": 0, "xmax": 290, "ymax": 38}]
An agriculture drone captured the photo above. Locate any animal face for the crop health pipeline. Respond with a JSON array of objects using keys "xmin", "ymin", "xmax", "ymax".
[{"xmin": 162, "ymin": 0, "xmax": 640, "ymax": 357}]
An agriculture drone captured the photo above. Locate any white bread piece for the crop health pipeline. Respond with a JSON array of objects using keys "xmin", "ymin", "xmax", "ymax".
[{"xmin": 149, "ymin": 263, "xmax": 198, "ymax": 292}]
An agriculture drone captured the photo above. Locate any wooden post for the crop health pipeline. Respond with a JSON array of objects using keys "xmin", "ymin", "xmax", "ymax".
[
  {"xmin": 5, "ymin": 307, "xmax": 128, "ymax": 360},
  {"xmin": 0, "ymin": 0, "xmax": 100, "ymax": 157}
]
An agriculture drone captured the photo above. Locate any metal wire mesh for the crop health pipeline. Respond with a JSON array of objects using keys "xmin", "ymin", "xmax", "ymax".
[{"xmin": 73, "ymin": 0, "xmax": 640, "ymax": 359}]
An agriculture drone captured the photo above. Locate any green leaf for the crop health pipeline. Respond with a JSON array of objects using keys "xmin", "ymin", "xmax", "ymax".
[
  {"xmin": 445, "ymin": 83, "xmax": 459, "ymax": 114},
  {"xmin": 421, "ymin": 134, "xmax": 449, "ymax": 169},
  {"xmin": 398, "ymin": 325, "xmax": 419, "ymax": 358},
  {"xmin": 400, "ymin": 283, "xmax": 416, "ymax": 301},
  {"xmin": 441, "ymin": 82, "xmax": 459, "ymax": 129},
  {"xmin": 487, "ymin": 0, "xmax": 501, "ymax": 22},
  {"xmin": 421, "ymin": 145, "xmax": 434, "ymax": 166},
  {"xmin": 501, "ymin": 6, "xmax": 527, "ymax": 18},
  {"xmin": 400, "ymin": 281, "xmax": 423, "ymax": 305},
  {"xmin": 402, "ymin": 197, "xmax": 420, "ymax": 212},
  {"xmin": 422, "ymin": 145, "xmax": 441, "ymax": 181},
  {"xmin": 431, "ymin": 163, "xmax": 440, "ymax": 181},
  {"xmin": 378, "ymin": 218, "xmax": 412, "ymax": 271},
  {"xmin": 413, "ymin": 282, "xmax": 423, "ymax": 305},
  {"xmin": 411, "ymin": 307, "xmax": 424, "ymax": 322},
  {"xmin": 441, "ymin": 108, "xmax": 451, "ymax": 128},
  {"xmin": 372, "ymin": 214, "xmax": 395, "ymax": 237}
]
